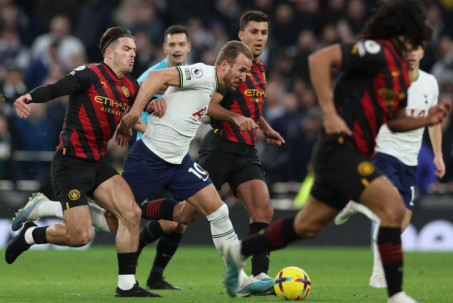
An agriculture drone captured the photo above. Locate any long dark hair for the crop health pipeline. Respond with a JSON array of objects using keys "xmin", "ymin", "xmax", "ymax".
[{"xmin": 361, "ymin": 0, "xmax": 433, "ymax": 53}]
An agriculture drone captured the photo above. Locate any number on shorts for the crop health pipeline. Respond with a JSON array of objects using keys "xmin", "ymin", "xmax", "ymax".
[{"xmin": 188, "ymin": 163, "xmax": 209, "ymax": 181}]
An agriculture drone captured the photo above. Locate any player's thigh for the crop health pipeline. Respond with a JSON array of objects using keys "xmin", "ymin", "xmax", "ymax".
[
  {"xmin": 186, "ymin": 183, "xmax": 224, "ymax": 216},
  {"xmin": 93, "ymin": 174, "xmax": 139, "ymax": 219},
  {"xmin": 293, "ymin": 195, "xmax": 338, "ymax": 238},
  {"xmin": 236, "ymin": 179, "xmax": 272, "ymax": 221}
]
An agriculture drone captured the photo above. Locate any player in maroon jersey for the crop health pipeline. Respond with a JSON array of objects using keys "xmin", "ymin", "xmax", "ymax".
[
  {"xmin": 198, "ymin": 10, "xmax": 284, "ymax": 296},
  {"xmin": 222, "ymin": 1, "xmax": 450, "ymax": 302},
  {"xmin": 7, "ymin": 27, "xmax": 161, "ymax": 297}
]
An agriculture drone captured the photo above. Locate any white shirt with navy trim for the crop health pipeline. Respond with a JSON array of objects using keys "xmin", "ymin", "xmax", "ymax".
[{"xmin": 141, "ymin": 63, "xmax": 217, "ymax": 164}]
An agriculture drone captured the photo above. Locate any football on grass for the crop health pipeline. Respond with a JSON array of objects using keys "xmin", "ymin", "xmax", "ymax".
[{"xmin": 274, "ymin": 266, "xmax": 311, "ymax": 301}]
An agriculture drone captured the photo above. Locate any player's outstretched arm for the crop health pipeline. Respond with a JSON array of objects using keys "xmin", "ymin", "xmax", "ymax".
[
  {"xmin": 388, "ymin": 101, "xmax": 451, "ymax": 132},
  {"xmin": 123, "ymin": 68, "xmax": 179, "ymax": 127}
]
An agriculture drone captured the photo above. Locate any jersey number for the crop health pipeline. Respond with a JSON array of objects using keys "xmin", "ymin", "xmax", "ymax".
[{"xmin": 188, "ymin": 163, "xmax": 209, "ymax": 181}]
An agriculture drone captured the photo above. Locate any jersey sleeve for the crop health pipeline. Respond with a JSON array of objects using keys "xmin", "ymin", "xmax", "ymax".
[
  {"xmin": 341, "ymin": 40, "xmax": 385, "ymax": 74},
  {"xmin": 176, "ymin": 63, "xmax": 217, "ymax": 90},
  {"xmin": 29, "ymin": 65, "xmax": 94, "ymax": 103}
]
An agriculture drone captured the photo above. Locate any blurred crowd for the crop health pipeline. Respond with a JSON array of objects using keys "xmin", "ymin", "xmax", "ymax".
[{"xmin": 1, "ymin": 0, "xmax": 453, "ymax": 198}]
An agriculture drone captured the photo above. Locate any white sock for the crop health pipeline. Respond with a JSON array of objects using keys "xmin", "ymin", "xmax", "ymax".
[
  {"xmin": 38, "ymin": 200, "xmax": 63, "ymax": 219},
  {"xmin": 117, "ymin": 274, "xmax": 136, "ymax": 290},
  {"xmin": 24, "ymin": 227, "xmax": 37, "ymax": 245},
  {"xmin": 371, "ymin": 222, "xmax": 384, "ymax": 276},
  {"xmin": 206, "ymin": 204, "xmax": 249, "ymax": 284},
  {"xmin": 206, "ymin": 204, "xmax": 239, "ymax": 253},
  {"xmin": 88, "ymin": 203, "xmax": 110, "ymax": 232}
]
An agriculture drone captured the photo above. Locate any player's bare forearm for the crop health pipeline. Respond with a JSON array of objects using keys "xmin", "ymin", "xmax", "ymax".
[
  {"xmin": 388, "ymin": 103, "xmax": 450, "ymax": 132},
  {"xmin": 428, "ymin": 123, "xmax": 443, "ymax": 160},
  {"xmin": 207, "ymin": 92, "xmax": 239, "ymax": 122},
  {"xmin": 133, "ymin": 118, "xmax": 147, "ymax": 133},
  {"xmin": 308, "ymin": 44, "xmax": 342, "ymax": 117}
]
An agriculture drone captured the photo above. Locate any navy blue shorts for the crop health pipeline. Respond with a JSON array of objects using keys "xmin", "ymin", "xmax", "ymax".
[
  {"xmin": 373, "ymin": 152, "xmax": 417, "ymax": 210},
  {"xmin": 122, "ymin": 140, "xmax": 212, "ymax": 203}
]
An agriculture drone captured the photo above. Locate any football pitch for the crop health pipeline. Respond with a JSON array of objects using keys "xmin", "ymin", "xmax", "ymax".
[{"xmin": 0, "ymin": 246, "xmax": 452, "ymax": 303}]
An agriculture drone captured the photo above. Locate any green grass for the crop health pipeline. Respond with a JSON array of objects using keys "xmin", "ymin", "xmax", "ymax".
[{"xmin": 0, "ymin": 246, "xmax": 452, "ymax": 302}]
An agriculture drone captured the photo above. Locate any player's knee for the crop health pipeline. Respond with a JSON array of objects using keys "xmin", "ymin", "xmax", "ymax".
[
  {"xmin": 68, "ymin": 228, "xmax": 93, "ymax": 246},
  {"xmin": 294, "ymin": 222, "xmax": 322, "ymax": 239},
  {"xmin": 378, "ymin": 205, "xmax": 405, "ymax": 225},
  {"xmin": 174, "ymin": 223, "xmax": 188, "ymax": 233},
  {"xmin": 120, "ymin": 202, "xmax": 142, "ymax": 225},
  {"xmin": 254, "ymin": 202, "xmax": 273, "ymax": 222},
  {"xmin": 161, "ymin": 220, "xmax": 180, "ymax": 233},
  {"xmin": 179, "ymin": 209, "xmax": 201, "ymax": 225}
]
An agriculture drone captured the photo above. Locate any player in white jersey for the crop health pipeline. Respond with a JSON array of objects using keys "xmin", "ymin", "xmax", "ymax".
[
  {"xmin": 120, "ymin": 40, "xmax": 274, "ymax": 295},
  {"xmin": 135, "ymin": 25, "xmax": 193, "ymax": 290},
  {"xmin": 334, "ymin": 45, "xmax": 445, "ymax": 288}
]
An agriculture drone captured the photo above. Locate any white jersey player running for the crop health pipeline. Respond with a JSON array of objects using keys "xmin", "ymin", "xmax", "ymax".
[{"xmin": 334, "ymin": 45, "xmax": 445, "ymax": 288}]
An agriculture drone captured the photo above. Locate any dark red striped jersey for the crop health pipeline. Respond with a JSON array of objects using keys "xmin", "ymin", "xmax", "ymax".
[
  {"xmin": 29, "ymin": 63, "xmax": 139, "ymax": 160},
  {"xmin": 335, "ymin": 39, "xmax": 410, "ymax": 156},
  {"xmin": 210, "ymin": 59, "xmax": 267, "ymax": 146}
]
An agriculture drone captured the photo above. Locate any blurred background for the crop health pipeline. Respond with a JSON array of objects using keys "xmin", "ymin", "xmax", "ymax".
[{"xmin": 0, "ymin": 0, "xmax": 452, "ymax": 251}]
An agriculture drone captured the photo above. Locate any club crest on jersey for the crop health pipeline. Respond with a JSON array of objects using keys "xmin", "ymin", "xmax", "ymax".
[
  {"xmin": 378, "ymin": 88, "xmax": 406, "ymax": 105},
  {"xmin": 68, "ymin": 189, "xmax": 81, "ymax": 201},
  {"xmin": 191, "ymin": 67, "xmax": 203, "ymax": 78},
  {"xmin": 122, "ymin": 86, "xmax": 130, "ymax": 98},
  {"xmin": 357, "ymin": 161, "xmax": 375, "ymax": 176}
]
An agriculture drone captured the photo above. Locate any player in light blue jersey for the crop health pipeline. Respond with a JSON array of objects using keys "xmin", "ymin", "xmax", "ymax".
[{"xmin": 334, "ymin": 45, "xmax": 446, "ymax": 289}]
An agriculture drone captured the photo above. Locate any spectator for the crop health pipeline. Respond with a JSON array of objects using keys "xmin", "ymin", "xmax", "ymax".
[
  {"xmin": 0, "ymin": 28, "xmax": 30, "ymax": 80},
  {"xmin": 0, "ymin": 113, "xmax": 11, "ymax": 179},
  {"xmin": 24, "ymin": 39, "xmax": 61, "ymax": 89},
  {"xmin": 31, "ymin": 15, "xmax": 86, "ymax": 71},
  {"xmin": 74, "ymin": 0, "xmax": 116, "ymax": 62},
  {"xmin": 12, "ymin": 103, "xmax": 54, "ymax": 180},
  {"xmin": 431, "ymin": 36, "xmax": 453, "ymax": 89}
]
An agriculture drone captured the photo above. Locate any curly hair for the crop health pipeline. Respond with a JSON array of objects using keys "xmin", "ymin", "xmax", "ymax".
[{"xmin": 361, "ymin": 0, "xmax": 433, "ymax": 53}]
